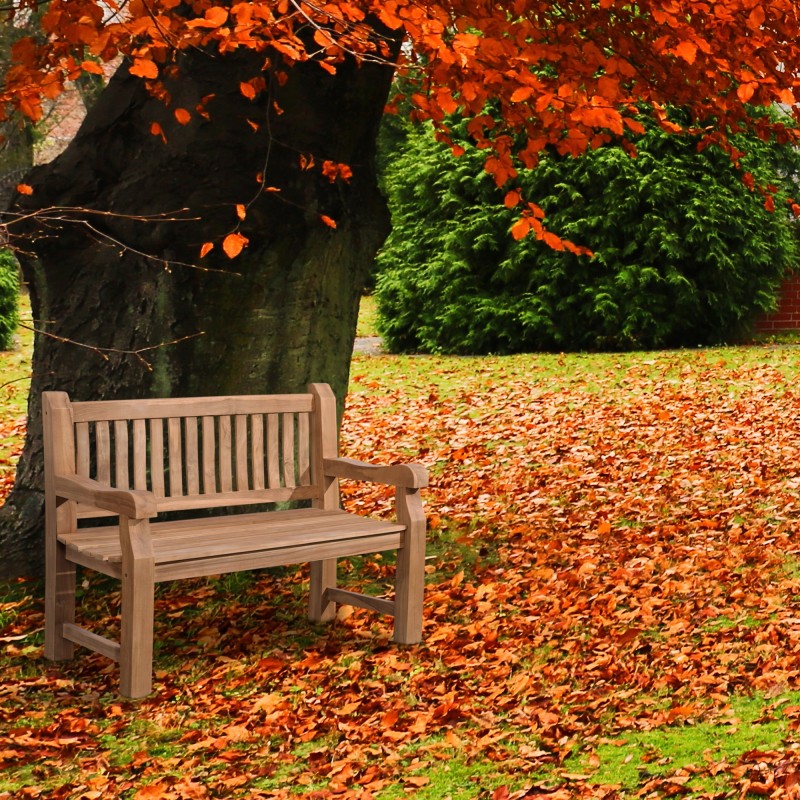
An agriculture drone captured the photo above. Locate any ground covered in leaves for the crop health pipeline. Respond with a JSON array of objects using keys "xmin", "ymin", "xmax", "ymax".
[{"xmin": 4, "ymin": 345, "xmax": 800, "ymax": 798}]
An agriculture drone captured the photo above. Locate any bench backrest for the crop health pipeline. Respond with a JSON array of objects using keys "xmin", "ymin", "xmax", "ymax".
[{"xmin": 43, "ymin": 384, "xmax": 339, "ymax": 518}]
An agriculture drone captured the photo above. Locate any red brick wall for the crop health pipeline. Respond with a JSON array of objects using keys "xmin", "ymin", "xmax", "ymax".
[{"xmin": 755, "ymin": 272, "xmax": 800, "ymax": 332}]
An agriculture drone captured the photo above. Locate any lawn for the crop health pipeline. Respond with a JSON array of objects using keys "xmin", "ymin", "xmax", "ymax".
[
  {"xmin": 0, "ymin": 292, "xmax": 32, "ymax": 502},
  {"xmin": 3, "ymin": 296, "xmax": 800, "ymax": 798}
]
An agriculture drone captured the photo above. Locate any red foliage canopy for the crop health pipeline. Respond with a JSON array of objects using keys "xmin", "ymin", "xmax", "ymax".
[{"xmin": 3, "ymin": 0, "xmax": 800, "ymax": 245}]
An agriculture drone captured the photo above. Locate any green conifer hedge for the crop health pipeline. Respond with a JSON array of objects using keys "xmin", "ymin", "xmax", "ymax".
[
  {"xmin": 376, "ymin": 113, "xmax": 800, "ymax": 353},
  {"xmin": 0, "ymin": 249, "xmax": 20, "ymax": 351}
]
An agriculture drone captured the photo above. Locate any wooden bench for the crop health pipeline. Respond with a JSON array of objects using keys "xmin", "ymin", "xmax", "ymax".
[{"xmin": 42, "ymin": 384, "xmax": 427, "ymax": 698}]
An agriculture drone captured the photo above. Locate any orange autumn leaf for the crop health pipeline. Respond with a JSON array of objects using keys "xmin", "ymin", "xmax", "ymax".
[
  {"xmin": 16, "ymin": 183, "xmax": 33, "ymax": 195},
  {"xmin": 510, "ymin": 86, "xmax": 534, "ymax": 103},
  {"xmin": 129, "ymin": 58, "xmax": 159, "ymax": 80},
  {"xmin": 510, "ymin": 217, "xmax": 530, "ymax": 241},
  {"xmin": 204, "ymin": 6, "xmax": 229, "ymax": 27},
  {"xmin": 149, "ymin": 121, "xmax": 166, "ymax": 142},
  {"xmin": 174, "ymin": 107, "xmax": 191, "ymax": 125},
  {"xmin": 133, "ymin": 784, "xmax": 169, "ymax": 800},
  {"xmin": 222, "ymin": 232, "xmax": 249, "ymax": 258},
  {"xmin": 737, "ymin": 82, "xmax": 757, "ymax": 103},
  {"xmin": 199, "ymin": 241, "xmax": 214, "ymax": 258},
  {"xmin": 673, "ymin": 40, "xmax": 697, "ymax": 64},
  {"xmin": 319, "ymin": 214, "xmax": 337, "ymax": 229},
  {"xmin": 540, "ymin": 230, "xmax": 565, "ymax": 251},
  {"xmin": 81, "ymin": 60, "xmax": 105, "ymax": 76},
  {"xmin": 186, "ymin": 6, "xmax": 228, "ymax": 28},
  {"xmin": 321, "ymin": 161, "xmax": 353, "ymax": 182}
]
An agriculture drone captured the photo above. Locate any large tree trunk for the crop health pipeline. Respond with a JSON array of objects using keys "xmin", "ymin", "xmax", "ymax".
[{"xmin": 0, "ymin": 45, "xmax": 397, "ymax": 578}]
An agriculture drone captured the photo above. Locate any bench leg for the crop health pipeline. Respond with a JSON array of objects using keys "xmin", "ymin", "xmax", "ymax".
[
  {"xmin": 120, "ymin": 518, "xmax": 155, "ymax": 699},
  {"xmin": 45, "ymin": 539, "xmax": 76, "ymax": 661},
  {"xmin": 309, "ymin": 559, "xmax": 337, "ymax": 623},
  {"xmin": 394, "ymin": 488, "xmax": 426, "ymax": 644}
]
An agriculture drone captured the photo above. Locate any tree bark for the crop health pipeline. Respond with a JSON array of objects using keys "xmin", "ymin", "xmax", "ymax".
[{"xmin": 0, "ymin": 45, "xmax": 397, "ymax": 578}]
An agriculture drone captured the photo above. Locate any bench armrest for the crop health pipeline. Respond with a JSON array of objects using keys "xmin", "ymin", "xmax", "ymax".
[
  {"xmin": 323, "ymin": 457, "xmax": 428, "ymax": 489},
  {"xmin": 54, "ymin": 474, "xmax": 158, "ymax": 519}
]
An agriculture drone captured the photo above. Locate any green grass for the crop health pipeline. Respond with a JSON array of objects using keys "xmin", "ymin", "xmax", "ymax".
[
  {"xmin": 356, "ymin": 293, "xmax": 380, "ymax": 338},
  {"xmin": 348, "ymin": 350, "xmax": 800, "ymax": 419},
  {"xmin": 375, "ymin": 740, "xmax": 522, "ymax": 799},
  {"xmin": 750, "ymin": 329, "xmax": 800, "ymax": 345},
  {"xmin": 572, "ymin": 693, "xmax": 800, "ymax": 795},
  {"xmin": 0, "ymin": 290, "xmax": 32, "ymax": 468}
]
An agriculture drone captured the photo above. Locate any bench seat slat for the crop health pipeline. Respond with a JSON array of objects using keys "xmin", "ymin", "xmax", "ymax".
[
  {"xmin": 67, "ymin": 504, "xmax": 328, "ymax": 542},
  {"xmin": 157, "ymin": 534, "xmax": 404, "ymax": 582},
  {"xmin": 59, "ymin": 508, "xmax": 405, "ymax": 566}
]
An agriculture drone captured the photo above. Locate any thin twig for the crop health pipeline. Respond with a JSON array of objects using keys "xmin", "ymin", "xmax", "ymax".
[
  {"xmin": 0, "ymin": 376, "xmax": 31, "ymax": 392},
  {"xmin": 2, "ymin": 206, "xmax": 240, "ymax": 275},
  {"xmin": 20, "ymin": 325, "xmax": 205, "ymax": 371}
]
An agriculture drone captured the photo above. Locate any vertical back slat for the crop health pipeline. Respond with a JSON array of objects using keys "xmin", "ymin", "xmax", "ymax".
[
  {"xmin": 168, "ymin": 418, "xmax": 183, "ymax": 496},
  {"xmin": 267, "ymin": 414, "xmax": 280, "ymax": 488},
  {"xmin": 235, "ymin": 414, "xmax": 248, "ymax": 491},
  {"xmin": 298, "ymin": 412, "xmax": 310, "ymax": 486},
  {"xmin": 218, "ymin": 416, "xmax": 233, "ymax": 492},
  {"xmin": 184, "ymin": 417, "xmax": 200, "ymax": 495},
  {"xmin": 71, "ymin": 398, "xmax": 323, "ymax": 500},
  {"xmin": 95, "ymin": 421, "xmax": 111, "ymax": 484},
  {"xmin": 202, "ymin": 416, "xmax": 216, "ymax": 494},
  {"xmin": 132, "ymin": 419, "xmax": 147, "ymax": 490},
  {"xmin": 114, "ymin": 420, "xmax": 129, "ymax": 488},
  {"xmin": 149, "ymin": 419, "xmax": 165, "ymax": 498},
  {"xmin": 282, "ymin": 412, "xmax": 295, "ymax": 488},
  {"xmin": 75, "ymin": 422, "xmax": 90, "ymax": 478},
  {"xmin": 251, "ymin": 414, "xmax": 265, "ymax": 490}
]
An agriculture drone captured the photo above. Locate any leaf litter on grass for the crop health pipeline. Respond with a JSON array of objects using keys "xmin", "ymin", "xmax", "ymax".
[{"xmin": 3, "ymin": 346, "xmax": 800, "ymax": 797}]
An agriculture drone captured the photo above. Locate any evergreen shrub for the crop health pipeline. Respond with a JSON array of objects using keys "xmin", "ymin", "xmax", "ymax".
[
  {"xmin": 376, "ymin": 113, "xmax": 800, "ymax": 353},
  {"xmin": 0, "ymin": 249, "xmax": 20, "ymax": 351}
]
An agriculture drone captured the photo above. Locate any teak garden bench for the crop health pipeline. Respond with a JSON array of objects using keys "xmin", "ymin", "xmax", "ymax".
[{"xmin": 42, "ymin": 384, "xmax": 427, "ymax": 698}]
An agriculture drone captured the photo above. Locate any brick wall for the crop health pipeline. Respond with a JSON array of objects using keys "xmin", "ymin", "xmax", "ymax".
[{"xmin": 754, "ymin": 272, "xmax": 800, "ymax": 332}]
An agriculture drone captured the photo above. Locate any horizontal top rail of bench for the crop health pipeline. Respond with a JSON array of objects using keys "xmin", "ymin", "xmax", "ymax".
[{"xmin": 68, "ymin": 394, "xmax": 314, "ymax": 423}]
